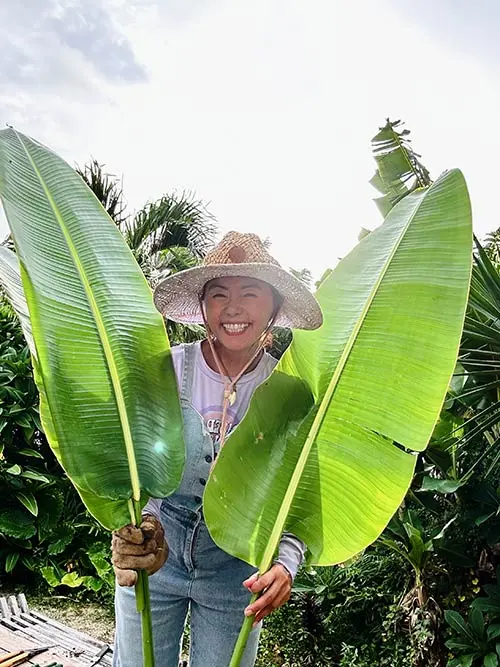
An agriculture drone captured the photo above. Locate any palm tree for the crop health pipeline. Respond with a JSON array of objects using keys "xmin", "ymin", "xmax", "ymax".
[
  {"xmin": 75, "ymin": 159, "xmax": 127, "ymax": 228},
  {"xmin": 122, "ymin": 192, "xmax": 216, "ymax": 285},
  {"xmin": 76, "ymin": 161, "xmax": 216, "ymax": 343}
]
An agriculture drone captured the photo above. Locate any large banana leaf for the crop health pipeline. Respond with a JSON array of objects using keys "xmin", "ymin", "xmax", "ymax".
[
  {"xmin": 0, "ymin": 245, "xmax": 34, "ymax": 350},
  {"xmin": 0, "ymin": 245, "xmax": 144, "ymax": 529},
  {"xmin": 204, "ymin": 169, "xmax": 472, "ymax": 573},
  {"xmin": 0, "ymin": 128, "xmax": 185, "ymax": 530}
]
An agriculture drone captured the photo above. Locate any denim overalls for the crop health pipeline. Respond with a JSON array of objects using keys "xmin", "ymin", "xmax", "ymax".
[{"xmin": 113, "ymin": 343, "xmax": 261, "ymax": 667}]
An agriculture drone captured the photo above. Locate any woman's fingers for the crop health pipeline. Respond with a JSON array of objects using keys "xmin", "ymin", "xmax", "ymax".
[
  {"xmin": 111, "ymin": 516, "xmax": 168, "ymax": 585},
  {"xmin": 245, "ymin": 580, "xmax": 289, "ymax": 623},
  {"xmin": 112, "ymin": 551, "xmax": 158, "ymax": 571},
  {"xmin": 112, "ymin": 533, "xmax": 157, "ymax": 556},
  {"xmin": 243, "ymin": 564, "xmax": 292, "ymax": 622},
  {"xmin": 242, "ymin": 572, "xmax": 259, "ymax": 589},
  {"xmin": 113, "ymin": 524, "xmax": 145, "ymax": 544},
  {"xmin": 141, "ymin": 517, "xmax": 161, "ymax": 539},
  {"xmin": 112, "ymin": 515, "xmax": 163, "ymax": 546},
  {"xmin": 115, "ymin": 567, "xmax": 138, "ymax": 587}
]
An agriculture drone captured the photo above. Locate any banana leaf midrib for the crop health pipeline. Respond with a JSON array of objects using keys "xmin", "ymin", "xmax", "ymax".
[
  {"xmin": 257, "ymin": 194, "xmax": 423, "ymax": 573},
  {"xmin": 15, "ymin": 130, "xmax": 142, "ymax": 506}
]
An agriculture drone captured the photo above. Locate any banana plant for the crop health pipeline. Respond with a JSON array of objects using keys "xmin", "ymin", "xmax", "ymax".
[
  {"xmin": 0, "ymin": 128, "xmax": 185, "ymax": 667},
  {"xmin": 204, "ymin": 169, "xmax": 473, "ymax": 665},
  {"xmin": 378, "ymin": 508, "xmax": 456, "ymax": 606}
]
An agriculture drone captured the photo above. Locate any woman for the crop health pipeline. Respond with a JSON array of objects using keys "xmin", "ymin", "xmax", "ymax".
[{"xmin": 112, "ymin": 231, "xmax": 323, "ymax": 667}]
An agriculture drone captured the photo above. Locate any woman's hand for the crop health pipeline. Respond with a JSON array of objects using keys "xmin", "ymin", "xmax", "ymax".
[
  {"xmin": 242, "ymin": 563, "xmax": 292, "ymax": 625},
  {"xmin": 111, "ymin": 514, "xmax": 168, "ymax": 587}
]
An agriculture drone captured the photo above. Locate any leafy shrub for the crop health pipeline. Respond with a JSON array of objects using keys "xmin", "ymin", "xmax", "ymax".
[
  {"xmin": 0, "ymin": 296, "xmax": 113, "ymax": 599},
  {"xmin": 257, "ymin": 549, "xmax": 420, "ymax": 667},
  {"xmin": 444, "ymin": 608, "xmax": 500, "ymax": 666}
]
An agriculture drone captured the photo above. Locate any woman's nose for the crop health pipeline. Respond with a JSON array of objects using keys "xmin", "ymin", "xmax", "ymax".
[{"xmin": 224, "ymin": 298, "xmax": 242, "ymax": 315}]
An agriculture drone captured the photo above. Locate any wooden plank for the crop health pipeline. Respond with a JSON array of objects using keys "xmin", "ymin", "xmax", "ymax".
[
  {"xmin": 0, "ymin": 625, "xmax": 92, "ymax": 667},
  {"xmin": 0, "ymin": 598, "xmax": 10, "ymax": 619},
  {"xmin": 0, "ymin": 624, "xmax": 39, "ymax": 650},
  {"xmin": 28, "ymin": 610, "xmax": 110, "ymax": 651},
  {"xmin": 2, "ymin": 616, "xmax": 81, "ymax": 654},
  {"xmin": 18, "ymin": 613, "xmax": 97, "ymax": 656},
  {"xmin": 0, "ymin": 618, "xmax": 40, "ymax": 640},
  {"xmin": 7, "ymin": 596, "xmax": 20, "ymax": 617},
  {"xmin": 17, "ymin": 594, "xmax": 29, "ymax": 614},
  {"xmin": 0, "ymin": 595, "xmax": 114, "ymax": 667}
]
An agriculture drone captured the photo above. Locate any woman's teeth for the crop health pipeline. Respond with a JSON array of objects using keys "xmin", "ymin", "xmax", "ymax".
[{"xmin": 222, "ymin": 323, "xmax": 249, "ymax": 333}]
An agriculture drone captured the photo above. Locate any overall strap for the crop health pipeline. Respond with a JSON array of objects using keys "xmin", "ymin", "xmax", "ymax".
[{"xmin": 179, "ymin": 342, "xmax": 198, "ymax": 403}]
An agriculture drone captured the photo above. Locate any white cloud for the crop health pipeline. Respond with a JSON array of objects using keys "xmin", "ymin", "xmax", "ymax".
[{"xmin": 1, "ymin": 0, "xmax": 499, "ymax": 279}]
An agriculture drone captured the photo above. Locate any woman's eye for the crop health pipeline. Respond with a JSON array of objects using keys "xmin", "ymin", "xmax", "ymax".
[{"xmin": 243, "ymin": 292, "xmax": 258, "ymax": 298}]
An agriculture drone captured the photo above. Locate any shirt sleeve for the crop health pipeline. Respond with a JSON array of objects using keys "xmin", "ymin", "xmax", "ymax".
[
  {"xmin": 142, "ymin": 497, "xmax": 162, "ymax": 522},
  {"xmin": 274, "ymin": 532, "xmax": 307, "ymax": 580},
  {"xmin": 170, "ymin": 344, "xmax": 184, "ymax": 390}
]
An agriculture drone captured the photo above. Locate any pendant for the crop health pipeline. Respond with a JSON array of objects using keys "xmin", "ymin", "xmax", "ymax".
[{"xmin": 224, "ymin": 388, "xmax": 237, "ymax": 406}]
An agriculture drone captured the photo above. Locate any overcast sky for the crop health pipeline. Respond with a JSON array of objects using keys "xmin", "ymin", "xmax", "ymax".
[{"xmin": 1, "ymin": 0, "xmax": 499, "ymax": 280}]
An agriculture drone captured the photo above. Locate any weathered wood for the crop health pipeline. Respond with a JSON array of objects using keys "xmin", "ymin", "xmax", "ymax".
[
  {"xmin": 19, "ymin": 612, "xmax": 98, "ymax": 655},
  {"xmin": 0, "ymin": 598, "xmax": 10, "ymax": 619},
  {"xmin": 4, "ymin": 615, "xmax": 82, "ymax": 653},
  {"xmin": 7, "ymin": 596, "xmax": 20, "ymax": 617},
  {"xmin": 0, "ymin": 595, "xmax": 113, "ymax": 666},
  {"xmin": 28, "ymin": 610, "xmax": 108, "ymax": 649},
  {"xmin": 17, "ymin": 594, "xmax": 28, "ymax": 614}
]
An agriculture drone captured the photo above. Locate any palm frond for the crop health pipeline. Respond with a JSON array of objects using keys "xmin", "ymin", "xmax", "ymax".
[
  {"xmin": 0, "ymin": 235, "xmax": 15, "ymax": 252},
  {"xmin": 450, "ymin": 237, "xmax": 500, "ymax": 454},
  {"xmin": 289, "ymin": 267, "xmax": 313, "ymax": 290},
  {"xmin": 484, "ymin": 228, "xmax": 500, "ymax": 266},
  {"xmin": 124, "ymin": 191, "xmax": 216, "ymax": 258},
  {"xmin": 75, "ymin": 159, "xmax": 127, "ymax": 227}
]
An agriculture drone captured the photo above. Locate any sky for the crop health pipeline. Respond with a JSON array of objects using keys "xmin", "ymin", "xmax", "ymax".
[{"xmin": 1, "ymin": 0, "xmax": 499, "ymax": 281}]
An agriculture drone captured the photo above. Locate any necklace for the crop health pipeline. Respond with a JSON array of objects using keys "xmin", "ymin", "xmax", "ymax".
[{"xmin": 199, "ymin": 298, "xmax": 279, "ymax": 452}]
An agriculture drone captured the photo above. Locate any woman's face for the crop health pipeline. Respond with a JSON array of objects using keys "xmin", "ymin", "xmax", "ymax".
[{"xmin": 203, "ymin": 276, "xmax": 276, "ymax": 352}]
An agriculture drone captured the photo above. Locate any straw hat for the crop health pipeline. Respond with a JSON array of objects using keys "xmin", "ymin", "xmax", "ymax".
[{"xmin": 153, "ymin": 231, "xmax": 323, "ymax": 330}]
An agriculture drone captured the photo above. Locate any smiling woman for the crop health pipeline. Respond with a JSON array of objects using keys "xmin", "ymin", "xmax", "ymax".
[
  {"xmin": 111, "ymin": 231, "xmax": 323, "ymax": 667},
  {"xmin": 202, "ymin": 276, "xmax": 277, "ymax": 357}
]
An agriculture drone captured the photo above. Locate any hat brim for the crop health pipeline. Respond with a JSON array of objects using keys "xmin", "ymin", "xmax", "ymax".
[{"xmin": 153, "ymin": 263, "xmax": 323, "ymax": 330}]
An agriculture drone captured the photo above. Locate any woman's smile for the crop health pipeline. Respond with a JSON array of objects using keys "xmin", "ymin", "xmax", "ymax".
[{"xmin": 221, "ymin": 322, "xmax": 250, "ymax": 335}]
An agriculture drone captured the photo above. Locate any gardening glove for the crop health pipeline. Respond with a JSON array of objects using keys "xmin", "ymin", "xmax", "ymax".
[
  {"xmin": 111, "ymin": 514, "xmax": 168, "ymax": 587},
  {"xmin": 242, "ymin": 563, "xmax": 292, "ymax": 626}
]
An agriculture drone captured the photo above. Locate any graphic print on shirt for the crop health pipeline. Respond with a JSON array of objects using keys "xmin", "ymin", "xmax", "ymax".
[{"xmin": 201, "ymin": 403, "xmax": 238, "ymax": 445}]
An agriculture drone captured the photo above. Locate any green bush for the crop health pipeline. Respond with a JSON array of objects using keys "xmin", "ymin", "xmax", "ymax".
[
  {"xmin": 257, "ymin": 549, "xmax": 428, "ymax": 667},
  {"xmin": 0, "ymin": 296, "xmax": 113, "ymax": 600}
]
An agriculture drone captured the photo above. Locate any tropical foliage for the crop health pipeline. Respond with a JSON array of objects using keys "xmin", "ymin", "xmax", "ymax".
[
  {"xmin": 370, "ymin": 118, "xmax": 432, "ymax": 217},
  {"xmin": 205, "ymin": 166, "xmax": 472, "ymax": 665},
  {"xmin": 76, "ymin": 159, "xmax": 215, "ymax": 344},
  {"xmin": 0, "ymin": 128, "xmax": 191, "ymax": 666},
  {"xmin": 253, "ymin": 121, "xmax": 500, "ymax": 666},
  {"xmin": 0, "ymin": 294, "xmax": 113, "ymax": 596},
  {"xmin": 2, "ymin": 118, "xmax": 499, "ymax": 667},
  {"xmin": 75, "ymin": 159, "xmax": 127, "ymax": 227}
]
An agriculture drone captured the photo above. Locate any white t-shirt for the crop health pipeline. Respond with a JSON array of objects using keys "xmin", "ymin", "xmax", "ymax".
[
  {"xmin": 171, "ymin": 341, "xmax": 277, "ymax": 448},
  {"xmin": 144, "ymin": 340, "xmax": 306, "ymax": 578}
]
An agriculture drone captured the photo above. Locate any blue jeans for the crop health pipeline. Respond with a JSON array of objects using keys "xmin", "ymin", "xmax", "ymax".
[{"xmin": 113, "ymin": 500, "xmax": 261, "ymax": 667}]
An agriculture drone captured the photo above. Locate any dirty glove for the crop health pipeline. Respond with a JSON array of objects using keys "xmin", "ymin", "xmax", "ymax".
[{"xmin": 112, "ymin": 514, "xmax": 168, "ymax": 587}]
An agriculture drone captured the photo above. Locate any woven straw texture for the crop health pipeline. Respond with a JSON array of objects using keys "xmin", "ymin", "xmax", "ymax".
[{"xmin": 153, "ymin": 231, "xmax": 323, "ymax": 330}]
